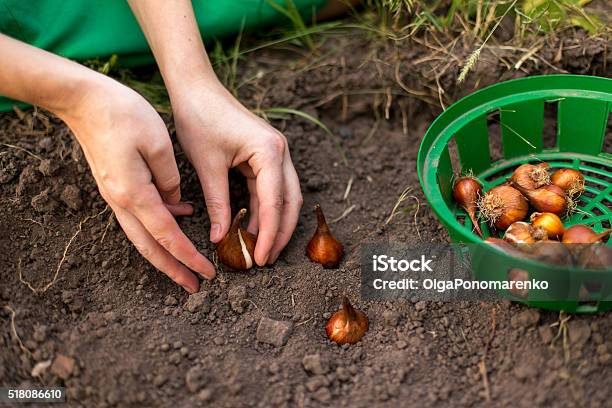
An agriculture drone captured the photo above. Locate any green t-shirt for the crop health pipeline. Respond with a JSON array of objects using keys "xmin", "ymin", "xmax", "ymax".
[{"xmin": 0, "ymin": 0, "xmax": 327, "ymax": 111}]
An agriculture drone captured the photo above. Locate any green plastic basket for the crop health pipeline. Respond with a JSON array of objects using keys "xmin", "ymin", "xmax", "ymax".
[{"xmin": 418, "ymin": 75, "xmax": 611, "ymax": 313}]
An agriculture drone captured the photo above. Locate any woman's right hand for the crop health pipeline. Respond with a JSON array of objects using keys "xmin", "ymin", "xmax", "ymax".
[{"xmin": 59, "ymin": 75, "xmax": 215, "ymax": 293}]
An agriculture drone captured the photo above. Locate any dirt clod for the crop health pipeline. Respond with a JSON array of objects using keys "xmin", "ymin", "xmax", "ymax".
[
  {"xmin": 511, "ymin": 309, "xmax": 540, "ymax": 328},
  {"xmin": 49, "ymin": 354, "xmax": 76, "ymax": 380},
  {"xmin": 164, "ymin": 295, "xmax": 178, "ymax": 306},
  {"xmin": 31, "ymin": 188, "xmax": 57, "ymax": 213},
  {"xmin": 256, "ymin": 317, "xmax": 293, "ymax": 347},
  {"xmin": 184, "ymin": 291, "xmax": 211, "ymax": 314},
  {"xmin": 185, "ymin": 365, "xmax": 207, "ymax": 393},
  {"xmin": 302, "ymin": 353, "xmax": 329, "ymax": 375},
  {"xmin": 60, "ymin": 184, "xmax": 83, "ymax": 211},
  {"xmin": 569, "ymin": 320, "xmax": 591, "ymax": 347},
  {"xmin": 228, "ymin": 285, "xmax": 247, "ymax": 313}
]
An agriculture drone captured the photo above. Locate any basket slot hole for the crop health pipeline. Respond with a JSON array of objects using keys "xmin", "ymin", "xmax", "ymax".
[
  {"xmin": 457, "ymin": 215, "xmax": 466, "ymax": 226},
  {"xmin": 603, "ymin": 111, "xmax": 611, "ymax": 155},
  {"xmin": 543, "ymin": 100, "xmax": 558, "ymax": 150},
  {"xmin": 447, "ymin": 137, "xmax": 461, "ymax": 176},
  {"xmin": 487, "ymin": 111, "xmax": 503, "ymax": 163},
  {"xmin": 591, "ymin": 207, "xmax": 604, "ymax": 217},
  {"xmin": 581, "ymin": 162, "xmax": 612, "ymax": 181}
]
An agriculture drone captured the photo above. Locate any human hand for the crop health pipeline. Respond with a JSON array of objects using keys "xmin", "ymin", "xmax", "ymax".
[
  {"xmin": 171, "ymin": 81, "xmax": 303, "ymax": 266},
  {"xmin": 60, "ymin": 76, "xmax": 215, "ymax": 293}
]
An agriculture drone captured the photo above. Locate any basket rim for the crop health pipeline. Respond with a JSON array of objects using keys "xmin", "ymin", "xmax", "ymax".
[{"xmin": 417, "ymin": 74, "xmax": 612, "ymax": 247}]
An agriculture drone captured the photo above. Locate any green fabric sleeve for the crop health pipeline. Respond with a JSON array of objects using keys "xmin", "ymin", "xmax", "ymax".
[{"xmin": 0, "ymin": 0, "xmax": 328, "ymax": 111}]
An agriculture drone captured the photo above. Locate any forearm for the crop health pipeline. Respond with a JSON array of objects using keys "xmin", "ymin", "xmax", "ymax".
[
  {"xmin": 0, "ymin": 33, "xmax": 101, "ymax": 117},
  {"xmin": 127, "ymin": 0, "xmax": 222, "ymax": 100}
]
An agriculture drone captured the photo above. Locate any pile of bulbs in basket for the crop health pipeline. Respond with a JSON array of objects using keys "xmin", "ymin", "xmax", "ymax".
[
  {"xmin": 453, "ymin": 163, "xmax": 611, "ymax": 270},
  {"xmin": 216, "ymin": 203, "xmax": 368, "ymax": 345}
]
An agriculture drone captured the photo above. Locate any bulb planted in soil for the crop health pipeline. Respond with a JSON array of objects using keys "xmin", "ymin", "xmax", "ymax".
[
  {"xmin": 306, "ymin": 204, "xmax": 343, "ymax": 268},
  {"xmin": 326, "ymin": 295, "xmax": 368, "ymax": 345}
]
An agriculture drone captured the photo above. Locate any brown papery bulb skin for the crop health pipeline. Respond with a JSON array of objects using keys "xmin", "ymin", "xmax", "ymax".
[
  {"xmin": 530, "ymin": 212, "xmax": 564, "ymax": 240},
  {"xmin": 578, "ymin": 245, "xmax": 612, "ymax": 270},
  {"xmin": 453, "ymin": 176, "xmax": 483, "ymax": 238},
  {"xmin": 478, "ymin": 185, "xmax": 528, "ymax": 230},
  {"xmin": 217, "ymin": 209, "xmax": 257, "ymax": 270},
  {"xmin": 551, "ymin": 168, "xmax": 585, "ymax": 197},
  {"xmin": 325, "ymin": 296, "xmax": 369, "ymax": 345},
  {"xmin": 513, "ymin": 183, "xmax": 568, "ymax": 216},
  {"xmin": 562, "ymin": 225, "xmax": 611, "ymax": 244},
  {"xmin": 504, "ymin": 221, "xmax": 547, "ymax": 245},
  {"xmin": 306, "ymin": 204, "xmax": 343, "ymax": 268},
  {"xmin": 509, "ymin": 163, "xmax": 550, "ymax": 190},
  {"xmin": 484, "ymin": 237, "xmax": 526, "ymax": 258},
  {"xmin": 525, "ymin": 241, "xmax": 573, "ymax": 266}
]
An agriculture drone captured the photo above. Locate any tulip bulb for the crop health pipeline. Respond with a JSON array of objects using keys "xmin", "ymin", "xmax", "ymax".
[
  {"xmin": 504, "ymin": 221, "xmax": 547, "ymax": 245},
  {"xmin": 216, "ymin": 209, "xmax": 256, "ymax": 270},
  {"xmin": 530, "ymin": 212, "xmax": 564, "ymax": 240},
  {"xmin": 453, "ymin": 176, "xmax": 483, "ymax": 238},
  {"xmin": 512, "ymin": 183, "xmax": 569, "ymax": 216},
  {"xmin": 326, "ymin": 296, "xmax": 368, "ymax": 345},
  {"xmin": 478, "ymin": 185, "xmax": 529, "ymax": 230},
  {"xmin": 551, "ymin": 168, "xmax": 585, "ymax": 197},
  {"xmin": 578, "ymin": 245, "xmax": 612, "ymax": 270},
  {"xmin": 562, "ymin": 225, "xmax": 610, "ymax": 244},
  {"xmin": 306, "ymin": 204, "xmax": 343, "ymax": 268},
  {"xmin": 508, "ymin": 163, "xmax": 550, "ymax": 190}
]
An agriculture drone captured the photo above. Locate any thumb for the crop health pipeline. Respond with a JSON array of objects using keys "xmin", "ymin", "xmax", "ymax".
[{"xmin": 197, "ymin": 163, "xmax": 231, "ymax": 243}]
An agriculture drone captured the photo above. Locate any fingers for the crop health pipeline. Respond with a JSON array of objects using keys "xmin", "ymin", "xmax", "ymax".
[
  {"xmin": 113, "ymin": 207, "xmax": 200, "ymax": 293},
  {"xmin": 166, "ymin": 202, "xmax": 194, "ymax": 217},
  {"xmin": 197, "ymin": 160, "xmax": 231, "ymax": 243},
  {"xmin": 253, "ymin": 159, "xmax": 284, "ymax": 266},
  {"xmin": 142, "ymin": 138, "xmax": 182, "ymax": 205},
  {"xmin": 268, "ymin": 154, "xmax": 302, "ymax": 263},
  {"xmin": 130, "ymin": 186, "xmax": 216, "ymax": 280}
]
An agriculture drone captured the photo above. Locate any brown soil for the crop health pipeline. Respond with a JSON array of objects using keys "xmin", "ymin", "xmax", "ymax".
[{"xmin": 1, "ymin": 24, "xmax": 612, "ymax": 408}]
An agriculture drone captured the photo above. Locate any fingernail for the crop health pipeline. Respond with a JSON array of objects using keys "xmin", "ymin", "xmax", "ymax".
[
  {"xmin": 210, "ymin": 223, "xmax": 222, "ymax": 242},
  {"xmin": 185, "ymin": 284, "xmax": 198, "ymax": 294}
]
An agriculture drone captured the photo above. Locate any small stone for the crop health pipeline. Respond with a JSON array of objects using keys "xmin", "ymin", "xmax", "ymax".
[
  {"xmin": 511, "ymin": 309, "xmax": 540, "ymax": 328},
  {"xmin": 305, "ymin": 375, "xmax": 329, "ymax": 392},
  {"xmin": 38, "ymin": 159, "xmax": 59, "ymax": 177},
  {"xmin": 538, "ymin": 325, "xmax": 553, "ymax": 344},
  {"xmin": 50, "ymin": 354, "xmax": 76, "ymax": 380},
  {"xmin": 32, "ymin": 325, "xmax": 48, "ymax": 343},
  {"xmin": 396, "ymin": 340, "xmax": 408, "ymax": 350},
  {"xmin": 312, "ymin": 387, "xmax": 332, "ymax": 402},
  {"xmin": 185, "ymin": 365, "xmax": 207, "ymax": 393},
  {"xmin": 164, "ymin": 296, "xmax": 178, "ymax": 306},
  {"xmin": 568, "ymin": 320, "xmax": 591, "ymax": 347},
  {"xmin": 169, "ymin": 352, "xmax": 182, "ymax": 365},
  {"xmin": 173, "ymin": 340, "xmax": 183, "ymax": 349},
  {"xmin": 256, "ymin": 317, "xmax": 293, "ymax": 347},
  {"xmin": 160, "ymin": 343, "xmax": 170, "ymax": 352},
  {"xmin": 383, "ymin": 310, "xmax": 399, "ymax": 327},
  {"xmin": 60, "ymin": 185, "xmax": 83, "ymax": 211},
  {"xmin": 197, "ymin": 389, "xmax": 213, "ymax": 402},
  {"xmin": 180, "ymin": 347, "xmax": 189, "ymax": 357},
  {"xmin": 153, "ymin": 374, "xmax": 167, "ymax": 387},
  {"xmin": 336, "ymin": 366, "xmax": 350, "ymax": 382},
  {"xmin": 185, "ymin": 291, "xmax": 211, "ymax": 314},
  {"xmin": 302, "ymin": 354, "xmax": 328, "ymax": 375},
  {"xmin": 228, "ymin": 285, "xmax": 247, "ymax": 313}
]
